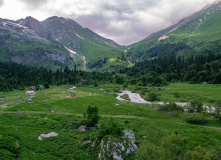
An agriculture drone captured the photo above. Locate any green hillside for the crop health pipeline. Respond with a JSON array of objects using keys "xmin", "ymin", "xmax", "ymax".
[
  {"xmin": 128, "ymin": 0, "xmax": 221, "ymax": 60},
  {"xmin": 0, "ymin": 16, "xmax": 127, "ymax": 70}
]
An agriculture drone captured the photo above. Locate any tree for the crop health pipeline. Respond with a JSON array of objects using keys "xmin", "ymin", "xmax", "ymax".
[
  {"xmin": 44, "ymin": 82, "xmax": 50, "ymax": 89},
  {"xmin": 86, "ymin": 106, "xmax": 100, "ymax": 127}
]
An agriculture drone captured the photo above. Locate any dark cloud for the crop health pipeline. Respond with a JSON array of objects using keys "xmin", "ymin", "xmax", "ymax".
[
  {"xmin": 74, "ymin": 0, "xmax": 214, "ymax": 45},
  {"xmin": 0, "ymin": 0, "xmax": 214, "ymax": 45},
  {"xmin": 74, "ymin": 0, "xmax": 167, "ymax": 44}
]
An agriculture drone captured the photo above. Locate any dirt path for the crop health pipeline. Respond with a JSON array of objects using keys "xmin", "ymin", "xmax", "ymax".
[
  {"xmin": 2, "ymin": 111, "xmax": 220, "ymax": 130},
  {"xmin": 202, "ymin": 126, "xmax": 221, "ymax": 130},
  {"xmin": 117, "ymin": 90, "xmax": 215, "ymax": 112},
  {"xmin": 175, "ymin": 122, "xmax": 221, "ymax": 130},
  {"xmin": 0, "ymin": 111, "xmax": 149, "ymax": 120}
]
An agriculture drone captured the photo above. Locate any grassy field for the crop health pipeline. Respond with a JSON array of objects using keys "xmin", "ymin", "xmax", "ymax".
[
  {"xmin": 0, "ymin": 83, "xmax": 221, "ymax": 159},
  {"xmin": 135, "ymin": 83, "xmax": 221, "ymax": 105}
]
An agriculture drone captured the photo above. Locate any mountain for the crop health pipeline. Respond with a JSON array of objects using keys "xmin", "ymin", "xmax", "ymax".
[
  {"xmin": 127, "ymin": 0, "xmax": 221, "ymax": 60},
  {"xmin": 0, "ymin": 16, "xmax": 126, "ymax": 70}
]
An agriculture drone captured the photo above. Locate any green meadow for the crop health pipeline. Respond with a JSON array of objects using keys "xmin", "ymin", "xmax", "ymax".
[{"xmin": 0, "ymin": 83, "xmax": 221, "ymax": 159}]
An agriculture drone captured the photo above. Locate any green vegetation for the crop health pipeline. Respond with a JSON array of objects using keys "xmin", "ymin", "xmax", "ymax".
[
  {"xmin": 0, "ymin": 83, "xmax": 221, "ymax": 159},
  {"xmin": 158, "ymin": 102, "xmax": 184, "ymax": 113},
  {"xmin": 98, "ymin": 118, "xmax": 124, "ymax": 138},
  {"xmin": 127, "ymin": 2, "xmax": 221, "ymax": 62},
  {"xmin": 120, "ymin": 53, "xmax": 221, "ymax": 86},
  {"xmin": 0, "ymin": 60, "xmax": 124, "ymax": 92},
  {"xmin": 85, "ymin": 106, "xmax": 100, "ymax": 127},
  {"xmin": 183, "ymin": 113, "xmax": 207, "ymax": 124},
  {"xmin": 120, "ymin": 94, "xmax": 130, "ymax": 101}
]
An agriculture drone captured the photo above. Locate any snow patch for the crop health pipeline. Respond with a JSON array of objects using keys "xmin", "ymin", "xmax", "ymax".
[
  {"xmin": 64, "ymin": 46, "xmax": 77, "ymax": 55},
  {"xmin": 75, "ymin": 33, "xmax": 85, "ymax": 40},
  {"xmin": 158, "ymin": 35, "xmax": 169, "ymax": 41}
]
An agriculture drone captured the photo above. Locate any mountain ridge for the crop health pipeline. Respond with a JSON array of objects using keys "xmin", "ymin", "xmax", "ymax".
[
  {"xmin": 0, "ymin": 16, "xmax": 126, "ymax": 70},
  {"xmin": 127, "ymin": 0, "xmax": 221, "ymax": 60}
]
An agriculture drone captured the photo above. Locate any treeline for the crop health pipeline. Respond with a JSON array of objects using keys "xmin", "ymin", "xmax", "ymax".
[
  {"xmin": 119, "ymin": 53, "xmax": 221, "ymax": 85},
  {"xmin": 88, "ymin": 57, "xmax": 108, "ymax": 69},
  {"xmin": 0, "ymin": 61, "xmax": 120, "ymax": 92},
  {"xmin": 128, "ymin": 42, "xmax": 193, "ymax": 60}
]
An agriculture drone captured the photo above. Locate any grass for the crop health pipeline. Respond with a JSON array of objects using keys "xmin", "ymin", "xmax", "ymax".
[
  {"xmin": 0, "ymin": 83, "xmax": 221, "ymax": 159},
  {"xmin": 137, "ymin": 83, "xmax": 221, "ymax": 104},
  {"xmin": 120, "ymin": 94, "xmax": 130, "ymax": 101}
]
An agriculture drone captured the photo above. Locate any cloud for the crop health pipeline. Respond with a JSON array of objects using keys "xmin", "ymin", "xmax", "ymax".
[
  {"xmin": 0, "ymin": 0, "xmax": 216, "ymax": 45},
  {"xmin": 73, "ymin": 0, "xmax": 215, "ymax": 45},
  {"xmin": 0, "ymin": 0, "xmax": 4, "ymax": 7},
  {"xmin": 20, "ymin": 0, "xmax": 48, "ymax": 9}
]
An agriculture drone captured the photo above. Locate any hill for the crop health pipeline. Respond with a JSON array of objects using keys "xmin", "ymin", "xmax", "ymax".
[
  {"xmin": 0, "ymin": 16, "xmax": 126, "ymax": 70},
  {"xmin": 127, "ymin": 0, "xmax": 221, "ymax": 60}
]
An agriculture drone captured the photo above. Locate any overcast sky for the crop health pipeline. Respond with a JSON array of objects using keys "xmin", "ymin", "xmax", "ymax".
[{"xmin": 0, "ymin": 0, "xmax": 215, "ymax": 45}]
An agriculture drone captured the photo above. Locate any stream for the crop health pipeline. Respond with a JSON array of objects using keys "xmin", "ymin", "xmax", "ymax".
[{"xmin": 116, "ymin": 91, "xmax": 215, "ymax": 112}]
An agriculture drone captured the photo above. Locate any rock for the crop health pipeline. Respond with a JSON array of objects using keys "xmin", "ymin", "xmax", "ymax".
[
  {"xmin": 83, "ymin": 140, "xmax": 92, "ymax": 144},
  {"xmin": 38, "ymin": 132, "xmax": 59, "ymax": 141},
  {"xmin": 78, "ymin": 125, "xmax": 86, "ymax": 131},
  {"xmin": 98, "ymin": 130, "xmax": 138, "ymax": 160}
]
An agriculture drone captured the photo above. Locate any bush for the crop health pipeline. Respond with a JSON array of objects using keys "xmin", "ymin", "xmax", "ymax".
[
  {"xmin": 216, "ymin": 115, "xmax": 221, "ymax": 123},
  {"xmin": 183, "ymin": 113, "xmax": 207, "ymax": 124},
  {"xmin": 123, "ymin": 83, "xmax": 128, "ymax": 88},
  {"xmin": 214, "ymin": 100, "xmax": 221, "ymax": 115},
  {"xmin": 44, "ymin": 82, "xmax": 50, "ymax": 89},
  {"xmin": 85, "ymin": 106, "xmax": 100, "ymax": 127},
  {"xmin": 147, "ymin": 93, "xmax": 158, "ymax": 101},
  {"xmin": 189, "ymin": 99, "xmax": 203, "ymax": 113},
  {"xmin": 137, "ymin": 81, "xmax": 143, "ymax": 86},
  {"xmin": 173, "ymin": 92, "xmax": 180, "ymax": 97},
  {"xmin": 98, "ymin": 118, "xmax": 124, "ymax": 138},
  {"xmin": 158, "ymin": 102, "xmax": 184, "ymax": 112}
]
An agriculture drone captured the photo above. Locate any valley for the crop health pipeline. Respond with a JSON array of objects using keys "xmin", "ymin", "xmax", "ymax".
[
  {"xmin": 0, "ymin": 0, "xmax": 221, "ymax": 159},
  {"xmin": 0, "ymin": 84, "xmax": 221, "ymax": 159}
]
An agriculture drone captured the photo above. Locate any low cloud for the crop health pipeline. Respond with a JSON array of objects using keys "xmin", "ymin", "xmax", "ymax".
[
  {"xmin": 0, "ymin": 0, "xmax": 215, "ymax": 45},
  {"xmin": 0, "ymin": 0, "xmax": 4, "ymax": 7},
  {"xmin": 20, "ymin": 0, "xmax": 48, "ymax": 9}
]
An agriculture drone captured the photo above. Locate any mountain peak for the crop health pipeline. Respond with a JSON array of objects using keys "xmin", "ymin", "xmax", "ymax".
[
  {"xmin": 21, "ymin": 16, "xmax": 41, "ymax": 28},
  {"xmin": 203, "ymin": 0, "xmax": 221, "ymax": 10}
]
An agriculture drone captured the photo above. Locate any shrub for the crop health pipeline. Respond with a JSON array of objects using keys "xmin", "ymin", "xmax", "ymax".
[
  {"xmin": 98, "ymin": 118, "xmax": 124, "ymax": 138},
  {"xmin": 113, "ymin": 89, "xmax": 120, "ymax": 93},
  {"xmin": 147, "ymin": 93, "xmax": 158, "ymax": 101},
  {"xmin": 216, "ymin": 115, "xmax": 221, "ymax": 123},
  {"xmin": 141, "ymin": 91, "xmax": 145, "ymax": 95},
  {"xmin": 137, "ymin": 81, "xmax": 143, "ymax": 86},
  {"xmin": 214, "ymin": 100, "xmax": 221, "ymax": 115},
  {"xmin": 120, "ymin": 94, "xmax": 130, "ymax": 101},
  {"xmin": 123, "ymin": 83, "xmax": 128, "ymax": 88},
  {"xmin": 158, "ymin": 102, "xmax": 184, "ymax": 112},
  {"xmin": 173, "ymin": 92, "xmax": 180, "ymax": 97},
  {"xmin": 192, "ymin": 146, "xmax": 214, "ymax": 160},
  {"xmin": 85, "ymin": 106, "xmax": 100, "ymax": 127},
  {"xmin": 189, "ymin": 99, "xmax": 203, "ymax": 113},
  {"xmin": 183, "ymin": 113, "xmax": 207, "ymax": 124}
]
